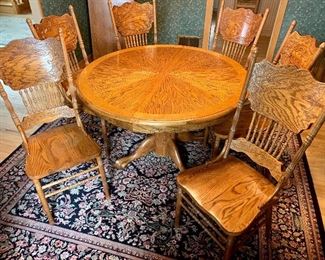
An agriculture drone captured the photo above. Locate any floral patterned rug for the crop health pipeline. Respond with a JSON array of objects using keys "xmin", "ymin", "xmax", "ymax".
[{"xmin": 0, "ymin": 115, "xmax": 324, "ymax": 259}]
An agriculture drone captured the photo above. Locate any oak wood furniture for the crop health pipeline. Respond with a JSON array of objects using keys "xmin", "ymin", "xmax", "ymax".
[
  {"xmin": 213, "ymin": 0, "xmax": 269, "ymax": 67},
  {"xmin": 209, "ymin": 1, "xmax": 267, "ymax": 149},
  {"xmin": 212, "ymin": 20, "xmax": 325, "ymax": 153},
  {"xmin": 26, "ymin": 5, "xmax": 89, "ymax": 74},
  {"xmin": 26, "ymin": 5, "xmax": 109, "ymax": 150},
  {"xmin": 273, "ymin": 20, "xmax": 325, "ymax": 71},
  {"xmin": 108, "ymin": 0, "xmax": 157, "ymax": 50},
  {"xmin": 175, "ymin": 58, "xmax": 325, "ymax": 259},
  {"xmin": 77, "ymin": 45, "xmax": 247, "ymax": 171},
  {"xmin": 0, "ymin": 37, "xmax": 110, "ymax": 224}
]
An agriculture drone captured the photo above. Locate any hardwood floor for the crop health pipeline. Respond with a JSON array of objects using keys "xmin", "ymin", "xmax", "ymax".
[
  {"xmin": 303, "ymin": 126, "xmax": 325, "ymax": 226},
  {"xmin": 0, "ymin": 86, "xmax": 37, "ymax": 160}
]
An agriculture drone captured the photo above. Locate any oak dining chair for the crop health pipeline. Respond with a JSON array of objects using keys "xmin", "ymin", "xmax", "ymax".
[
  {"xmin": 273, "ymin": 20, "xmax": 325, "ymax": 71},
  {"xmin": 200, "ymin": 0, "xmax": 269, "ymax": 147},
  {"xmin": 211, "ymin": 21, "xmax": 325, "ymax": 151},
  {"xmin": 108, "ymin": 0, "xmax": 157, "ymax": 50},
  {"xmin": 26, "ymin": 5, "xmax": 89, "ymax": 74},
  {"xmin": 203, "ymin": 48, "xmax": 257, "ymax": 151},
  {"xmin": 26, "ymin": 5, "xmax": 109, "ymax": 151},
  {"xmin": 0, "ymin": 36, "xmax": 110, "ymax": 225},
  {"xmin": 212, "ymin": 0, "xmax": 269, "ymax": 67},
  {"xmin": 175, "ymin": 58, "xmax": 325, "ymax": 259}
]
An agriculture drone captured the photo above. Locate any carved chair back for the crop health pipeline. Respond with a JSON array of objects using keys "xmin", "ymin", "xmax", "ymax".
[
  {"xmin": 108, "ymin": 0, "xmax": 157, "ymax": 50},
  {"xmin": 26, "ymin": 5, "xmax": 89, "ymax": 74},
  {"xmin": 212, "ymin": 0, "xmax": 269, "ymax": 66},
  {"xmin": 273, "ymin": 20, "xmax": 325, "ymax": 70},
  {"xmin": 0, "ymin": 37, "xmax": 83, "ymax": 153},
  {"xmin": 223, "ymin": 60, "xmax": 325, "ymax": 203}
]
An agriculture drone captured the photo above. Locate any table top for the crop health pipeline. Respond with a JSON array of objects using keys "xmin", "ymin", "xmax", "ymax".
[{"xmin": 77, "ymin": 45, "xmax": 246, "ymax": 133}]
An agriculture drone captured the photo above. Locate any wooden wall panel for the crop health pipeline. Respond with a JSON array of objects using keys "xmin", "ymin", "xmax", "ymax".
[{"xmin": 87, "ymin": 0, "xmax": 119, "ymax": 59}]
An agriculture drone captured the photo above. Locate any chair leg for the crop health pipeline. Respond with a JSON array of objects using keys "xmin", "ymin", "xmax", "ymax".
[
  {"xmin": 265, "ymin": 206, "xmax": 273, "ymax": 259},
  {"xmin": 224, "ymin": 235, "xmax": 236, "ymax": 260},
  {"xmin": 211, "ymin": 134, "xmax": 221, "ymax": 158},
  {"xmin": 32, "ymin": 179, "xmax": 55, "ymax": 224},
  {"xmin": 101, "ymin": 119, "xmax": 109, "ymax": 155},
  {"xmin": 96, "ymin": 157, "xmax": 110, "ymax": 200},
  {"xmin": 175, "ymin": 188, "xmax": 183, "ymax": 228},
  {"xmin": 203, "ymin": 127, "xmax": 209, "ymax": 146}
]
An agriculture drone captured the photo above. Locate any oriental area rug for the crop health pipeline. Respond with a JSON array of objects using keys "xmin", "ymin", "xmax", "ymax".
[{"xmin": 0, "ymin": 115, "xmax": 324, "ymax": 259}]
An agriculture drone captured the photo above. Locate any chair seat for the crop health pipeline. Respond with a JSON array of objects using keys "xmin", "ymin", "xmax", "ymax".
[
  {"xmin": 26, "ymin": 123, "xmax": 101, "ymax": 179},
  {"xmin": 177, "ymin": 156, "xmax": 275, "ymax": 235}
]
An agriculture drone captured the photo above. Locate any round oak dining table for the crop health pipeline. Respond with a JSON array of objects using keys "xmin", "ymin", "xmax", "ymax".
[{"xmin": 77, "ymin": 45, "xmax": 246, "ymax": 171}]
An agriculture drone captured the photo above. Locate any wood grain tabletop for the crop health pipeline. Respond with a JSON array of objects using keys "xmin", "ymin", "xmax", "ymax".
[{"xmin": 77, "ymin": 45, "xmax": 246, "ymax": 133}]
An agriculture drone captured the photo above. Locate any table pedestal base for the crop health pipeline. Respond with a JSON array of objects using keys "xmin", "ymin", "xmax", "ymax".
[{"xmin": 114, "ymin": 133, "xmax": 185, "ymax": 171}]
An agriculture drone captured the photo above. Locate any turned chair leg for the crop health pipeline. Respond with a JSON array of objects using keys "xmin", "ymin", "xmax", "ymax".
[
  {"xmin": 33, "ymin": 179, "xmax": 55, "ymax": 224},
  {"xmin": 224, "ymin": 235, "xmax": 236, "ymax": 260},
  {"xmin": 211, "ymin": 134, "xmax": 222, "ymax": 158},
  {"xmin": 175, "ymin": 189, "xmax": 183, "ymax": 228},
  {"xmin": 203, "ymin": 127, "xmax": 210, "ymax": 146},
  {"xmin": 96, "ymin": 157, "xmax": 110, "ymax": 200},
  {"xmin": 101, "ymin": 119, "xmax": 109, "ymax": 155}
]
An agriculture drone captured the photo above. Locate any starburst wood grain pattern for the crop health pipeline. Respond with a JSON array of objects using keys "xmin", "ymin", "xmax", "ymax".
[
  {"xmin": 0, "ymin": 37, "xmax": 109, "ymax": 224},
  {"xmin": 213, "ymin": 0, "xmax": 268, "ymax": 65},
  {"xmin": 77, "ymin": 45, "xmax": 246, "ymax": 170},
  {"xmin": 77, "ymin": 45, "xmax": 246, "ymax": 133},
  {"xmin": 175, "ymin": 59, "xmax": 325, "ymax": 259},
  {"xmin": 273, "ymin": 22, "xmax": 325, "ymax": 70},
  {"xmin": 108, "ymin": 0, "xmax": 157, "ymax": 50}
]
